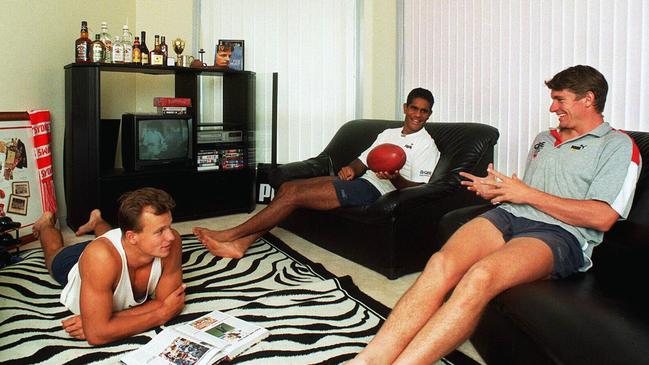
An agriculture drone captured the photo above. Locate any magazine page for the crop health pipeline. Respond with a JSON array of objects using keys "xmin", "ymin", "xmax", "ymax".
[
  {"xmin": 120, "ymin": 327, "xmax": 225, "ymax": 365},
  {"xmin": 175, "ymin": 310, "xmax": 269, "ymax": 359}
]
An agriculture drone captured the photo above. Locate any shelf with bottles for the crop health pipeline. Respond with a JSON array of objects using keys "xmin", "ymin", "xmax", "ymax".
[{"xmin": 64, "ymin": 62, "xmax": 255, "ymax": 76}]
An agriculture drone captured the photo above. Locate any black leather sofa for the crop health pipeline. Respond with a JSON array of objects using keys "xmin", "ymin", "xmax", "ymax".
[
  {"xmin": 268, "ymin": 119, "xmax": 499, "ymax": 279},
  {"xmin": 436, "ymin": 130, "xmax": 649, "ymax": 364}
]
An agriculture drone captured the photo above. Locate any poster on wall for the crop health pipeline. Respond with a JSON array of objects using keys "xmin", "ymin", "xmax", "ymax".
[{"xmin": 0, "ymin": 111, "xmax": 57, "ymax": 244}]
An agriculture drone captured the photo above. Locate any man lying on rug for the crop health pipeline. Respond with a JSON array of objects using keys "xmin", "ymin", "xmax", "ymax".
[
  {"xmin": 33, "ymin": 187, "xmax": 185, "ymax": 345},
  {"xmin": 345, "ymin": 65, "xmax": 641, "ymax": 364},
  {"xmin": 193, "ymin": 87, "xmax": 441, "ymax": 258}
]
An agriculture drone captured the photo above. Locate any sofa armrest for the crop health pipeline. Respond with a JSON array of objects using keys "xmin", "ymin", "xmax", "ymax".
[
  {"xmin": 342, "ymin": 174, "xmax": 484, "ymax": 222},
  {"xmin": 268, "ymin": 154, "xmax": 334, "ymax": 189}
]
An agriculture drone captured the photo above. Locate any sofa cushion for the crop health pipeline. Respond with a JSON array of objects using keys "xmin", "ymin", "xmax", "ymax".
[
  {"xmin": 479, "ymin": 269, "xmax": 649, "ymax": 364},
  {"xmin": 605, "ymin": 131, "xmax": 649, "ymax": 244}
]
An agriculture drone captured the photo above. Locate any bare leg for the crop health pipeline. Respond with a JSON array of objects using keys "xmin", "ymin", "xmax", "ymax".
[
  {"xmin": 33, "ymin": 212, "xmax": 64, "ymax": 275},
  {"xmin": 75, "ymin": 209, "xmax": 111, "ymax": 237},
  {"xmin": 350, "ymin": 218, "xmax": 554, "ymax": 365},
  {"xmin": 195, "ymin": 230, "xmax": 264, "ymax": 259},
  {"xmin": 392, "ymin": 237, "xmax": 553, "ymax": 364},
  {"xmin": 349, "ymin": 218, "xmax": 507, "ymax": 365},
  {"xmin": 194, "ymin": 176, "xmax": 340, "ymax": 258}
]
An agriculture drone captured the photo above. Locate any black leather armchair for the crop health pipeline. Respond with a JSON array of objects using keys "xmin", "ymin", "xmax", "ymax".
[
  {"xmin": 268, "ymin": 119, "xmax": 499, "ymax": 279},
  {"xmin": 436, "ymin": 130, "xmax": 649, "ymax": 364}
]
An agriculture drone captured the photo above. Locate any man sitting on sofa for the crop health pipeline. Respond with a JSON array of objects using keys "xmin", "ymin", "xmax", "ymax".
[
  {"xmin": 194, "ymin": 87, "xmax": 441, "ymax": 258},
  {"xmin": 348, "ymin": 65, "xmax": 641, "ymax": 365},
  {"xmin": 34, "ymin": 187, "xmax": 185, "ymax": 345}
]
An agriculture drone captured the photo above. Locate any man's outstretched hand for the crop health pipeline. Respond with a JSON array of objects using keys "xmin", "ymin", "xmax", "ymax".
[{"xmin": 460, "ymin": 163, "xmax": 535, "ymax": 205}]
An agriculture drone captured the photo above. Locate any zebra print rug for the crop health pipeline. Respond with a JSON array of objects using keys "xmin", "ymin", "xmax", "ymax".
[{"xmin": 0, "ymin": 234, "xmax": 477, "ymax": 365}]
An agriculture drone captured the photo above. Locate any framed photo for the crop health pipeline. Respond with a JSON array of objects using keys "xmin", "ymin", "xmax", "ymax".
[
  {"xmin": 8, "ymin": 194, "xmax": 28, "ymax": 216},
  {"xmin": 12, "ymin": 181, "xmax": 30, "ymax": 197},
  {"xmin": 215, "ymin": 39, "xmax": 244, "ymax": 70}
]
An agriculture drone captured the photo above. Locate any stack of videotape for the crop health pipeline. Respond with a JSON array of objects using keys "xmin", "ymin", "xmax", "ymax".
[
  {"xmin": 221, "ymin": 148, "xmax": 246, "ymax": 170},
  {"xmin": 197, "ymin": 149, "xmax": 220, "ymax": 171},
  {"xmin": 154, "ymin": 97, "xmax": 191, "ymax": 115},
  {"xmin": 158, "ymin": 106, "xmax": 187, "ymax": 115}
]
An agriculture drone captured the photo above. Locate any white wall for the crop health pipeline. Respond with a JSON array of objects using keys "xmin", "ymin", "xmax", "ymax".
[{"xmin": 361, "ymin": 0, "xmax": 399, "ymax": 120}]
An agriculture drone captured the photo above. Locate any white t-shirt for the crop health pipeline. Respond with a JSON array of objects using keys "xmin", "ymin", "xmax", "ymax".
[
  {"xmin": 60, "ymin": 228, "xmax": 163, "ymax": 314},
  {"xmin": 358, "ymin": 127, "xmax": 440, "ymax": 195}
]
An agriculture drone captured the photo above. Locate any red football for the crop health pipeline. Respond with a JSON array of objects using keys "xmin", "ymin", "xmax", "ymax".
[{"xmin": 367, "ymin": 143, "xmax": 406, "ymax": 172}]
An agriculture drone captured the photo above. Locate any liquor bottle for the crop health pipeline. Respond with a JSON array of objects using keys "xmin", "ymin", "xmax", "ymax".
[
  {"xmin": 122, "ymin": 25, "xmax": 133, "ymax": 63},
  {"xmin": 91, "ymin": 34, "xmax": 105, "ymax": 63},
  {"xmin": 99, "ymin": 21, "xmax": 113, "ymax": 63},
  {"xmin": 132, "ymin": 36, "xmax": 142, "ymax": 64},
  {"xmin": 75, "ymin": 21, "xmax": 92, "ymax": 63},
  {"xmin": 150, "ymin": 35, "xmax": 164, "ymax": 66},
  {"xmin": 140, "ymin": 31, "xmax": 150, "ymax": 65},
  {"xmin": 160, "ymin": 36, "xmax": 169, "ymax": 65},
  {"xmin": 112, "ymin": 35, "xmax": 125, "ymax": 63}
]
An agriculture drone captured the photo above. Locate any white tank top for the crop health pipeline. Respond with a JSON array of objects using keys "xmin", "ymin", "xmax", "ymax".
[{"xmin": 60, "ymin": 228, "xmax": 163, "ymax": 315}]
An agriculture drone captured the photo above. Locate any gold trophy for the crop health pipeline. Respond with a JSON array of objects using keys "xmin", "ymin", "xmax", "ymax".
[{"xmin": 173, "ymin": 38, "xmax": 186, "ymax": 66}]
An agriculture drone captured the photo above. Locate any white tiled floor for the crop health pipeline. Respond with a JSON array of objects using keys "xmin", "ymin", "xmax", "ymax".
[{"xmin": 25, "ymin": 206, "xmax": 486, "ymax": 364}]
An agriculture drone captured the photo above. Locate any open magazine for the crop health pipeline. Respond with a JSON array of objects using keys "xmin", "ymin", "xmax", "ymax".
[{"xmin": 121, "ymin": 310, "xmax": 269, "ymax": 365}]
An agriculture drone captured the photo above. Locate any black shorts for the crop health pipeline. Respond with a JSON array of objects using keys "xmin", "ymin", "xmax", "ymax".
[
  {"xmin": 480, "ymin": 208, "xmax": 584, "ymax": 279},
  {"xmin": 332, "ymin": 178, "xmax": 381, "ymax": 207},
  {"xmin": 50, "ymin": 241, "xmax": 92, "ymax": 286}
]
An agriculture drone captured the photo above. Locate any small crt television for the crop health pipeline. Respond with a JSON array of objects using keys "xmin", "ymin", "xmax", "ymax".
[{"xmin": 121, "ymin": 113, "xmax": 194, "ymax": 172}]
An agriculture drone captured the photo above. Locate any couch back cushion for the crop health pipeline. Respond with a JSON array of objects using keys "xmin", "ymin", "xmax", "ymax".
[
  {"xmin": 322, "ymin": 119, "xmax": 499, "ymax": 185},
  {"xmin": 605, "ymin": 130, "xmax": 649, "ymax": 243}
]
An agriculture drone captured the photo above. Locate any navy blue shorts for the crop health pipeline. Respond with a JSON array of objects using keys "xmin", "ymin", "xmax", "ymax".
[
  {"xmin": 332, "ymin": 178, "xmax": 381, "ymax": 207},
  {"xmin": 480, "ymin": 208, "xmax": 584, "ymax": 279},
  {"xmin": 50, "ymin": 241, "xmax": 92, "ymax": 286}
]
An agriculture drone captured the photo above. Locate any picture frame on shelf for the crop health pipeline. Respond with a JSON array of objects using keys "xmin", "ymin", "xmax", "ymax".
[
  {"xmin": 8, "ymin": 194, "xmax": 28, "ymax": 215},
  {"xmin": 215, "ymin": 39, "xmax": 244, "ymax": 70},
  {"xmin": 12, "ymin": 181, "xmax": 30, "ymax": 197}
]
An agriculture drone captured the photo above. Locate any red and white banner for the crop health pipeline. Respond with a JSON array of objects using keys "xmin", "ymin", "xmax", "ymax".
[{"xmin": 28, "ymin": 110, "xmax": 57, "ymax": 214}]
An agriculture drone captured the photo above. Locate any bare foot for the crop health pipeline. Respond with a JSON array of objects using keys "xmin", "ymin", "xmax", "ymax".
[
  {"xmin": 75, "ymin": 209, "xmax": 102, "ymax": 236},
  {"xmin": 33, "ymin": 212, "xmax": 56, "ymax": 239},
  {"xmin": 193, "ymin": 227, "xmax": 250, "ymax": 258},
  {"xmin": 192, "ymin": 227, "xmax": 231, "ymax": 242}
]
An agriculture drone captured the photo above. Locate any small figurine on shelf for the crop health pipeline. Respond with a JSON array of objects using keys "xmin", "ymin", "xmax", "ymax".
[{"xmin": 173, "ymin": 38, "xmax": 185, "ymax": 66}]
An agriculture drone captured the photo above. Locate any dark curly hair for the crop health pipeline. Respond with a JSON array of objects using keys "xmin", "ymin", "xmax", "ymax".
[{"xmin": 406, "ymin": 87, "xmax": 435, "ymax": 110}]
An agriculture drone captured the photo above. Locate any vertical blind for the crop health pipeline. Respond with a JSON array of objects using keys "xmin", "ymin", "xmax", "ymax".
[
  {"xmin": 401, "ymin": 0, "xmax": 649, "ymax": 175},
  {"xmin": 198, "ymin": 0, "xmax": 358, "ymax": 164}
]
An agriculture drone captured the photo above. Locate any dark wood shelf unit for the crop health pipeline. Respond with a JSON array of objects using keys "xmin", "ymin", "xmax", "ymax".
[{"xmin": 64, "ymin": 63, "xmax": 256, "ymax": 230}]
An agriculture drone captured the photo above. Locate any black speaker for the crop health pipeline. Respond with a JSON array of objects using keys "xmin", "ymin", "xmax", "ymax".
[{"xmin": 99, "ymin": 119, "xmax": 120, "ymax": 172}]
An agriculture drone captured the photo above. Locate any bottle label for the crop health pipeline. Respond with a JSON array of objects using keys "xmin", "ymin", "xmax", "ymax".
[
  {"xmin": 92, "ymin": 44, "xmax": 104, "ymax": 62},
  {"xmin": 123, "ymin": 45, "xmax": 133, "ymax": 63},
  {"xmin": 142, "ymin": 53, "xmax": 149, "ymax": 64},
  {"xmin": 76, "ymin": 43, "xmax": 89, "ymax": 61},
  {"xmin": 113, "ymin": 47, "xmax": 124, "ymax": 63},
  {"xmin": 151, "ymin": 54, "xmax": 164, "ymax": 65},
  {"xmin": 133, "ymin": 48, "xmax": 141, "ymax": 63}
]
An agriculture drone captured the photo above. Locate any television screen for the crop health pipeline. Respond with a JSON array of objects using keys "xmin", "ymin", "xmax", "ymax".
[{"xmin": 138, "ymin": 118, "xmax": 190, "ymax": 161}]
